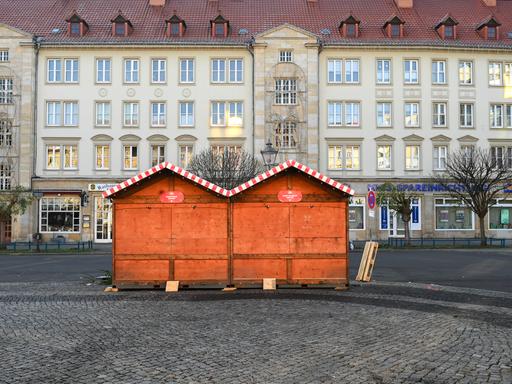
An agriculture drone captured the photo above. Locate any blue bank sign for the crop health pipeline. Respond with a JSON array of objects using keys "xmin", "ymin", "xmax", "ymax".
[{"xmin": 367, "ymin": 183, "xmax": 512, "ymax": 193}]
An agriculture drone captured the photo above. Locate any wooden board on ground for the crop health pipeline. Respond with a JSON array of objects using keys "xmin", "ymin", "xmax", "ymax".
[{"xmin": 356, "ymin": 241, "xmax": 379, "ymax": 282}]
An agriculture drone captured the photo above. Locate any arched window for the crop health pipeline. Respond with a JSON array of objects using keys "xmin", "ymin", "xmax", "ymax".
[{"xmin": 274, "ymin": 121, "xmax": 297, "ymax": 149}]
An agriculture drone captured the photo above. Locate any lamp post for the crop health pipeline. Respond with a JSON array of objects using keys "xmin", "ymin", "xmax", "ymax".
[
  {"xmin": 32, "ymin": 190, "xmax": 43, "ymax": 252},
  {"xmin": 260, "ymin": 141, "xmax": 278, "ymax": 170}
]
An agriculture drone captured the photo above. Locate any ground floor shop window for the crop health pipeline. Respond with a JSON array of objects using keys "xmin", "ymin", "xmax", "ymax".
[
  {"xmin": 379, "ymin": 198, "xmax": 421, "ymax": 234},
  {"xmin": 349, "ymin": 197, "xmax": 365, "ymax": 230},
  {"xmin": 40, "ymin": 196, "xmax": 80, "ymax": 233},
  {"xmin": 489, "ymin": 198, "xmax": 512, "ymax": 230},
  {"xmin": 435, "ymin": 198, "xmax": 473, "ymax": 230}
]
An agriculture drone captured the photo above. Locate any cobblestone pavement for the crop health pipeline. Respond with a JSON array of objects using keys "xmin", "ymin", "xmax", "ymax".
[{"xmin": 1, "ymin": 282, "xmax": 511, "ymax": 384}]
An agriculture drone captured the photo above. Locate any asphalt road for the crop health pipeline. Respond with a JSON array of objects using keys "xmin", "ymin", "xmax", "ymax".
[{"xmin": 0, "ymin": 248, "xmax": 511, "ymax": 292}]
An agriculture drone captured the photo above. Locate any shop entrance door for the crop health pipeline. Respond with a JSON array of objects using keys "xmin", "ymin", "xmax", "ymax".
[
  {"xmin": 389, "ymin": 211, "xmax": 405, "ymax": 237},
  {"xmin": 94, "ymin": 197, "xmax": 112, "ymax": 243}
]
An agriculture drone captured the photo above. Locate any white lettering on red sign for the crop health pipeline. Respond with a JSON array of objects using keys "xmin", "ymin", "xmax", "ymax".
[
  {"xmin": 277, "ymin": 190, "xmax": 303, "ymax": 203},
  {"xmin": 159, "ymin": 191, "xmax": 184, "ymax": 203}
]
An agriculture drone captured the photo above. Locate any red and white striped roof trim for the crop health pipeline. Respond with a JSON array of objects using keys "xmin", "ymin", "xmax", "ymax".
[
  {"xmin": 102, "ymin": 159, "xmax": 355, "ymax": 198},
  {"xmin": 228, "ymin": 159, "xmax": 355, "ymax": 196},
  {"xmin": 102, "ymin": 162, "xmax": 229, "ymax": 198}
]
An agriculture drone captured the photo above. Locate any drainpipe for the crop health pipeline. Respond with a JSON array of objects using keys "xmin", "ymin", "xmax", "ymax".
[
  {"xmin": 246, "ymin": 37, "xmax": 255, "ymax": 156},
  {"xmin": 317, "ymin": 38, "xmax": 323, "ymax": 169},
  {"xmin": 32, "ymin": 37, "xmax": 41, "ymax": 184}
]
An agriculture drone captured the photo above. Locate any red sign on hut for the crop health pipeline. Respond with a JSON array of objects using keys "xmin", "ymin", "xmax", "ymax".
[{"xmin": 159, "ymin": 191, "xmax": 184, "ymax": 203}]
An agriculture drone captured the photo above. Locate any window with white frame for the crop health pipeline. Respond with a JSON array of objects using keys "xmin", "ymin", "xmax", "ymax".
[
  {"xmin": 404, "ymin": 59, "xmax": 419, "ymax": 84},
  {"xmin": 459, "ymin": 61, "xmax": 473, "ymax": 85},
  {"xmin": 64, "ymin": 59, "xmax": 79, "ymax": 83},
  {"xmin": 490, "ymin": 104, "xmax": 512, "ymax": 128},
  {"xmin": 432, "ymin": 60, "xmax": 446, "ymax": 84},
  {"xmin": 96, "ymin": 58, "xmax": 111, "ymax": 83},
  {"xmin": 95, "ymin": 145, "xmax": 110, "ymax": 170},
  {"xmin": 0, "ymin": 120, "xmax": 12, "ymax": 147},
  {"xmin": 0, "ymin": 79, "xmax": 13, "ymax": 104},
  {"xmin": 228, "ymin": 101, "xmax": 243, "ymax": 126},
  {"xmin": 376, "ymin": 59, "xmax": 391, "ymax": 84},
  {"xmin": 40, "ymin": 196, "xmax": 80, "ymax": 233},
  {"xmin": 461, "ymin": 144, "xmax": 475, "ymax": 161},
  {"xmin": 275, "ymin": 79, "xmax": 297, "ymax": 105},
  {"xmin": 328, "ymin": 101, "xmax": 360, "ymax": 127},
  {"xmin": 46, "ymin": 145, "xmax": 61, "ymax": 169},
  {"xmin": 344, "ymin": 59, "xmax": 360, "ymax": 83},
  {"xmin": 180, "ymin": 58, "xmax": 194, "ymax": 83},
  {"xmin": 377, "ymin": 145, "xmax": 392, "ymax": 170},
  {"xmin": 328, "ymin": 102, "xmax": 342, "ymax": 126},
  {"xmin": 151, "ymin": 102, "xmax": 166, "ymax": 127},
  {"xmin": 274, "ymin": 121, "xmax": 297, "ymax": 149},
  {"xmin": 327, "ymin": 59, "xmax": 342, "ymax": 83},
  {"xmin": 95, "ymin": 102, "xmax": 111, "ymax": 126},
  {"xmin": 123, "ymin": 145, "xmax": 138, "ymax": 170},
  {"xmin": 63, "ymin": 101, "xmax": 78, "ymax": 126},
  {"xmin": 229, "ymin": 59, "xmax": 243, "ymax": 82},
  {"xmin": 344, "ymin": 102, "xmax": 360, "ymax": 126},
  {"xmin": 435, "ymin": 198, "xmax": 473, "ymax": 230},
  {"xmin": 490, "ymin": 146, "xmax": 512, "ymax": 169},
  {"xmin": 0, "ymin": 163, "xmax": 11, "ymax": 190},
  {"xmin": 328, "ymin": 145, "xmax": 343, "ymax": 169},
  {"xmin": 123, "ymin": 102, "xmax": 139, "ymax": 126},
  {"xmin": 124, "ymin": 59, "xmax": 139, "ymax": 83},
  {"xmin": 47, "ymin": 59, "xmax": 62, "ymax": 82},
  {"xmin": 349, "ymin": 197, "xmax": 365, "ymax": 230},
  {"xmin": 433, "ymin": 102, "xmax": 447, "ymax": 127},
  {"xmin": 505, "ymin": 63, "xmax": 512, "ymax": 86},
  {"xmin": 211, "ymin": 145, "xmax": 242, "ymax": 157},
  {"xmin": 46, "ymin": 144, "xmax": 77, "ymax": 169},
  {"xmin": 211, "ymin": 101, "xmax": 225, "ymax": 126},
  {"xmin": 459, "ymin": 103, "xmax": 474, "ymax": 128},
  {"xmin": 377, "ymin": 102, "xmax": 392, "ymax": 127},
  {"xmin": 211, "ymin": 59, "xmax": 226, "ymax": 83},
  {"xmin": 328, "ymin": 145, "xmax": 361, "ymax": 170},
  {"xmin": 151, "ymin": 145, "xmax": 165, "ymax": 166},
  {"xmin": 46, "ymin": 102, "xmax": 61, "ymax": 126},
  {"xmin": 46, "ymin": 101, "xmax": 78, "ymax": 126},
  {"xmin": 380, "ymin": 198, "xmax": 422, "ymax": 231},
  {"xmin": 345, "ymin": 145, "xmax": 360, "ymax": 169},
  {"xmin": 405, "ymin": 145, "xmax": 420, "ymax": 170},
  {"xmin": 179, "ymin": 101, "xmax": 194, "ymax": 126},
  {"xmin": 488, "ymin": 62, "xmax": 502, "ymax": 86},
  {"xmin": 62, "ymin": 145, "xmax": 78, "ymax": 169},
  {"xmin": 151, "ymin": 58, "xmax": 166, "ymax": 83},
  {"xmin": 0, "ymin": 50, "xmax": 9, "ymax": 62},
  {"xmin": 179, "ymin": 145, "xmax": 194, "ymax": 169},
  {"xmin": 433, "ymin": 145, "xmax": 448, "ymax": 170},
  {"xmin": 404, "ymin": 102, "xmax": 420, "ymax": 127},
  {"xmin": 279, "ymin": 50, "xmax": 293, "ymax": 63},
  {"xmin": 489, "ymin": 198, "xmax": 512, "ymax": 230}
]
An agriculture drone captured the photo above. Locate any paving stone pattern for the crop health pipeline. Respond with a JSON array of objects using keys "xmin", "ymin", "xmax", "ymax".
[{"xmin": 0, "ymin": 282, "xmax": 511, "ymax": 384}]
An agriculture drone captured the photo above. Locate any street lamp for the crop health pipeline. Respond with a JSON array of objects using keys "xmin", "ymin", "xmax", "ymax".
[
  {"xmin": 260, "ymin": 141, "xmax": 279, "ymax": 169},
  {"xmin": 32, "ymin": 190, "xmax": 44, "ymax": 252}
]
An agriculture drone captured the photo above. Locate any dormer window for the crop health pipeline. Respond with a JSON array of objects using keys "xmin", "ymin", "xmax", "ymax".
[
  {"xmin": 111, "ymin": 13, "xmax": 133, "ymax": 37},
  {"xmin": 211, "ymin": 15, "xmax": 229, "ymax": 38},
  {"xmin": 339, "ymin": 15, "xmax": 360, "ymax": 38},
  {"xmin": 383, "ymin": 16, "xmax": 404, "ymax": 38},
  {"xmin": 476, "ymin": 16, "xmax": 501, "ymax": 40},
  {"xmin": 166, "ymin": 14, "xmax": 186, "ymax": 37},
  {"xmin": 435, "ymin": 14, "xmax": 458, "ymax": 40},
  {"xmin": 66, "ymin": 13, "xmax": 88, "ymax": 37}
]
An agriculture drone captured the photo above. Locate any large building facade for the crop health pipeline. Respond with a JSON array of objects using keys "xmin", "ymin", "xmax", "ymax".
[{"xmin": 0, "ymin": 0, "xmax": 511, "ymax": 243}]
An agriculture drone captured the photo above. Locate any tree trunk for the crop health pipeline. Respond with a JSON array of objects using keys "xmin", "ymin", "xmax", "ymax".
[
  {"xmin": 479, "ymin": 215, "xmax": 487, "ymax": 247},
  {"xmin": 403, "ymin": 218, "xmax": 411, "ymax": 246}
]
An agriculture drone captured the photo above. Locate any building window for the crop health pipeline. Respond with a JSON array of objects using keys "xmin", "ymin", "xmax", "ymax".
[
  {"xmin": 63, "ymin": 145, "xmax": 78, "ymax": 169},
  {"xmin": 211, "ymin": 59, "xmax": 225, "ymax": 83},
  {"xmin": 47, "ymin": 59, "xmax": 62, "ymax": 82},
  {"xmin": 124, "ymin": 59, "xmax": 139, "ymax": 83},
  {"xmin": 327, "ymin": 101, "xmax": 358, "ymax": 127},
  {"xmin": 123, "ymin": 102, "xmax": 139, "ymax": 127},
  {"xmin": 275, "ymin": 79, "xmax": 297, "ymax": 105},
  {"xmin": 70, "ymin": 22, "xmax": 81, "ymax": 36},
  {"xmin": 46, "ymin": 102, "xmax": 61, "ymax": 126},
  {"xmin": 435, "ymin": 198, "xmax": 473, "ymax": 230},
  {"xmin": 377, "ymin": 145, "xmax": 392, "ymax": 170},
  {"xmin": 404, "ymin": 59, "xmax": 419, "ymax": 84},
  {"xmin": 0, "ymin": 79, "xmax": 13, "ymax": 104},
  {"xmin": 46, "ymin": 144, "xmax": 77, "ymax": 169},
  {"xmin": 180, "ymin": 58, "xmax": 194, "ymax": 83},
  {"xmin": 489, "ymin": 198, "xmax": 512, "ymax": 230},
  {"xmin": 391, "ymin": 24, "xmax": 401, "ymax": 38},
  {"xmin": 215, "ymin": 23, "xmax": 225, "ymax": 37},
  {"xmin": 344, "ymin": 59, "xmax": 360, "ymax": 83},
  {"xmin": 380, "ymin": 198, "xmax": 422, "ymax": 231},
  {"xmin": 279, "ymin": 50, "xmax": 293, "ymax": 63},
  {"xmin": 328, "ymin": 102, "xmax": 342, "ymax": 126},
  {"xmin": 328, "ymin": 145, "xmax": 343, "ymax": 169},
  {"xmin": 179, "ymin": 101, "xmax": 194, "ymax": 126},
  {"xmin": 345, "ymin": 145, "xmax": 360, "ymax": 170},
  {"xmin": 328, "ymin": 145, "xmax": 360, "ymax": 170},
  {"xmin": 211, "ymin": 145, "xmax": 241, "ymax": 156},
  {"xmin": 349, "ymin": 197, "xmax": 365, "ymax": 230},
  {"xmin": 95, "ymin": 145, "xmax": 110, "ymax": 170},
  {"xmin": 179, "ymin": 145, "xmax": 193, "ymax": 169},
  {"xmin": 95, "ymin": 102, "xmax": 111, "ymax": 126},
  {"xmin": 404, "ymin": 102, "xmax": 420, "ymax": 127},
  {"xmin": 344, "ymin": 102, "xmax": 360, "ymax": 126},
  {"xmin": 63, "ymin": 101, "xmax": 79, "ymax": 126},
  {"xmin": 274, "ymin": 121, "xmax": 297, "ymax": 149},
  {"xmin": 491, "ymin": 146, "xmax": 512, "ymax": 169},
  {"xmin": 444, "ymin": 25, "xmax": 454, "ymax": 39},
  {"xmin": 170, "ymin": 22, "xmax": 180, "ymax": 36},
  {"xmin": 376, "ymin": 59, "xmax": 391, "ymax": 84},
  {"xmin": 0, "ymin": 50, "xmax": 9, "ymax": 62},
  {"xmin": 327, "ymin": 59, "xmax": 342, "ymax": 83},
  {"xmin": 0, "ymin": 120, "xmax": 12, "ymax": 147},
  {"xmin": 432, "ymin": 60, "xmax": 446, "ymax": 84},
  {"xmin": 459, "ymin": 103, "xmax": 474, "ymax": 128},
  {"xmin": 211, "ymin": 101, "xmax": 226, "ymax": 126},
  {"xmin": 432, "ymin": 102, "xmax": 447, "ymax": 127},
  {"xmin": 229, "ymin": 59, "xmax": 243, "ymax": 83},
  {"xmin": 151, "ymin": 59, "xmax": 166, "ymax": 83},
  {"xmin": 490, "ymin": 104, "xmax": 504, "ymax": 128},
  {"xmin": 377, "ymin": 102, "xmax": 392, "ymax": 127},
  {"xmin": 0, "ymin": 164, "xmax": 11, "ymax": 190},
  {"xmin": 114, "ymin": 22, "xmax": 125, "ymax": 36},
  {"xmin": 151, "ymin": 102, "xmax": 166, "ymax": 127},
  {"xmin": 211, "ymin": 59, "xmax": 243, "ymax": 83},
  {"xmin": 228, "ymin": 102, "xmax": 243, "ymax": 126},
  {"xmin": 405, "ymin": 145, "xmax": 420, "ymax": 170},
  {"xmin": 64, "ymin": 59, "xmax": 79, "ymax": 83},
  {"xmin": 433, "ymin": 145, "xmax": 448, "ymax": 170},
  {"xmin": 123, "ymin": 145, "xmax": 138, "ymax": 170},
  {"xmin": 40, "ymin": 197, "xmax": 80, "ymax": 233},
  {"xmin": 96, "ymin": 59, "xmax": 111, "ymax": 83},
  {"xmin": 489, "ymin": 62, "xmax": 502, "ymax": 86},
  {"xmin": 46, "ymin": 145, "xmax": 60, "ymax": 169},
  {"xmin": 459, "ymin": 61, "xmax": 473, "ymax": 85},
  {"xmin": 151, "ymin": 145, "xmax": 165, "ymax": 166},
  {"xmin": 505, "ymin": 63, "xmax": 512, "ymax": 87},
  {"xmin": 487, "ymin": 26, "xmax": 497, "ymax": 40}
]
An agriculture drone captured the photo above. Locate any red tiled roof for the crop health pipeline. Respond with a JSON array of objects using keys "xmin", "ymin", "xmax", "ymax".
[{"xmin": 0, "ymin": 0, "xmax": 511, "ymax": 48}]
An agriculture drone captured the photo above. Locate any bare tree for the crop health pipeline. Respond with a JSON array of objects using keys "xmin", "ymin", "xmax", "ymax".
[
  {"xmin": 189, "ymin": 148, "xmax": 265, "ymax": 190},
  {"xmin": 376, "ymin": 182, "xmax": 418, "ymax": 245},
  {"xmin": 432, "ymin": 147, "xmax": 512, "ymax": 246}
]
